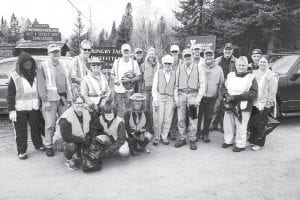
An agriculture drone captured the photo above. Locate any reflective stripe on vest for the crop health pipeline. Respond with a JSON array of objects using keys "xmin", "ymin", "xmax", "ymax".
[
  {"xmin": 99, "ymin": 116, "xmax": 124, "ymax": 141},
  {"xmin": 84, "ymin": 74, "xmax": 108, "ymax": 104},
  {"xmin": 178, "ymin": 63, "xmax": 199, "ymax": 90},
  {"xmin": 226, "ymin": 72, "xmax": 254, "ymax": 109},
  {"xmin": 11, "ymin": 71, "xmax": 39, "ymax": 111},
  {"xmin": 157, "ymin": 70, "xmax": 175, "ymax": 96},
  {"xmin": 129, "ymin": 112, "xmax": 146, "ymax": 131},
  {"xmin": 43, "ymin": 60, "xmax": 69, "ymax": 91}
]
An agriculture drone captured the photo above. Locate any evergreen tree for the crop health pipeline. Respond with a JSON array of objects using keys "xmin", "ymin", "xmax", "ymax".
[
  {"xmin": 98, "ymin": 29, "xmax": 108, "ymax": 47},
  {"xmin": 0, "ymin": 16, "xmax": 9, "ymax": 42},
  {"xmin": 33, "ymin": 18, "xmax": 39, "ymax": 25},
  {"xmin": 7, "ymin": 13, "xmax": 20, "ymax": 43},
  {"xmin": 107, "ymin": 21, "xmax": 117, "ymax": 47},
  {"xmin": 69, "ymin": 11, "xmax": 84, "ymax": 57},
  {"xmin": 115, "ymin": 3, "xmax": 134, "ymax": 47}
]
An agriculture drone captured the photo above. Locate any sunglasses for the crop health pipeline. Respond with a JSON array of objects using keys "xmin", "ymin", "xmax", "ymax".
[
  {"xmin": 75, "ymin": 102, "xmax": 84, "ymax": 105},
  {"xmin": 184, "ymin": 54, "xmax": 192, "ymax": 58},
  {"xmin": 136, "ymin": 51, "xmax": 143, "ymax": 54},
  {"xmin": 83, "ymin": 48, "xmax": 91, "ymax": 52},
  {"xmin": 171, "ymin": 51, "xmax": 179, "ymax": 53},
  {"xmin": 164, "ymin": 63, "xmax": 172, "ymax": 65}
]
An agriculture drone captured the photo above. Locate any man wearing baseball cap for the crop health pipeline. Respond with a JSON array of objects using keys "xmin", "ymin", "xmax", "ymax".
[
  {"xmin": 111, "ymin": 43, "xmax": 141, "ymax": 117},
  {"xmin": 197, "ymin": 49, "xmax": 224, "ymax": 143},
  {"xmin": 192, "ymin": 43, "xmax": 204, "ymax": 65},
  {"xmin": 37, "ymin": 44, "xmax": 72, "ymax": 157},
  {"xmin": 152, "ymin": 55, "xmax": 176, "ymax": 145},
  {"xmin": 249, "ymin": 49, "xmax": 262, "ymax": 71},
  {"xmin": 174, "ymin": 49, "xmax": 205, "ymax": 150},
  {"xmin": 211, "ymin": 43, "xmax": 237, "ymax": 132}
]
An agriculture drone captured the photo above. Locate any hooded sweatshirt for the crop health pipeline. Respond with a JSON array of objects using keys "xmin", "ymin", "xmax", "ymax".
[{"xmin": 6, "ymin": 52, "xmax": 37, "ymax": 112}]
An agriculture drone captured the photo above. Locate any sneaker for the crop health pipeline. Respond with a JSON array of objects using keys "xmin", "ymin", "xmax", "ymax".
[
  {"xmin": 162, "ymin": 139, "xmax": 170, "ymax": 145},
  {"xmin": 65, "ymin": 159, "xmax": 79, "ymax": 170},
  {"xmin": 222, "ymin": 143, "xmax": 233, "ymax": 148},
  {"xmin": 202, "ymin": 135, "xmax": 210, "ymax": 143},
  {"xmin": 45, "ymin": 148, "xmax": 54, "ymax": 157},
  {"xmin": 152, "ymin": 138, "xmax": 159, "ymax": 146},
  {"xmin": 251, "ymin": 145, "xmax": 261, "ymax": 151},
  {"xmin": 36, "ymin": 146, "xmax": 46, "ymax": 151},
  {"xmin": 143, "ymin": 147, "xmax": 150, "ymax": 154},
  {"xmin": 190, "ymin": 141, "xmax": 197, "ymax": 150},
  {"xmin": 175, "ymin": 139, "xmax": 186, "ymax": 148},
  {"xmin": 232, "ymin": 146, "xmax": 246, "ymax": 152},
  {"xmin": 18, "ymin": 153, "xmax": 28, "ymax": 160}
]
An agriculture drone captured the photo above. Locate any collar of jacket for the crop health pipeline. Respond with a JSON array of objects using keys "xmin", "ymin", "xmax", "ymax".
[{"xmin": 235, "ymin": 71, "xmax": 251, "ymax": 77}]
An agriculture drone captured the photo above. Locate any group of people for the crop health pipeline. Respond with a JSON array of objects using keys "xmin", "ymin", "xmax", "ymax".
[{"xmin": 6, "ymin": 39, "xmax": 278, "ymax": 172}]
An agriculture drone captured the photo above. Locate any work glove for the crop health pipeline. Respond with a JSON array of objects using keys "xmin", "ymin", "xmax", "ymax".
[{"xmin": 9, "ymin": 111, "xmax": 17, "ymax": 122}]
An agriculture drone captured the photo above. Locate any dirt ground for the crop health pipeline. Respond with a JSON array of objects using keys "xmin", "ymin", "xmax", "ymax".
[{"xmin": 0, "ymin": 116, "xmax": 299, "ymax": 200}]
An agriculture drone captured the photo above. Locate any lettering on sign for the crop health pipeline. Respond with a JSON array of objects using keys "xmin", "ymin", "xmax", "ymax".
[
  {"xmin": 186, "ymin": 36, "xmax": 217, "ymax": 51},
  {"xmin": 24, "ymin": 23, "xmax": 61, "ymax": 41},
  {"xmin": 90, "ymin": 47, "xmax": 122, "ymax": 69}
]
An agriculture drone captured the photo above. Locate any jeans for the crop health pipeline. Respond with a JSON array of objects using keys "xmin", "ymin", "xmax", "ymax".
[
  {"xmin": 42, "ymin": 101, "xmax": 68, "ymax": 148},
  {"xmin": 114, "ymin": 91, "xmax": 133, "ymax": 117},
  {"xmin": 223, "ymin": 111, "xmax": 250, "ymax": 148},
  {"xmin": 177, "ymin": 92, "xmax": 198, "ymax": 142},
  {"xmin": 153, "ymin": 95, "xmax": 174, "ymax": 140},
  {"xmin": 14, "ymin": 110, "xmax": 44, "ymax": 154},
  {"xmin": 143, "ymin": 87, "xmax": 153, "ymax": 113},
  {"xmin": 197, "ymin": 96, "xmax": 217, "ymax": 136}
]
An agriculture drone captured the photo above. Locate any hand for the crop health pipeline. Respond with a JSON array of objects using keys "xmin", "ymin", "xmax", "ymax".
[
  {"xmin": 44, "ymin": 102, "xmax": 51, "ymax": 111},
  {"xmin": 9, "ymin": 111, "xmax": 17, "ymax": 122}
]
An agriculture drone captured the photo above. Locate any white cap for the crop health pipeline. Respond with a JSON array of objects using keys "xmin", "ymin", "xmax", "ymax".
[
  {"xmin": 121, "ymin": 44, "xmax": 131, "ymax": 52},
  {"xmin": 170, "ymin": 45, "xmax": 180, "ymax": 52},
  {"xmin": 162, "ymin": 55, "xmax": 174, "ymax": 64},
  {"xmin": 47, "ymin": 44, "xmax": 60, "ymax": 53}
]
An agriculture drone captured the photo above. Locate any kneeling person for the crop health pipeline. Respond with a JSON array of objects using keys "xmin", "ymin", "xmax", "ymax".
[
  {"xmin": 54, "ymin": 96, "xmax": 91, "ymax": 170},
  {"xmin": 124, "ymin": 93, "xmax": 153, "ymax": 155}
]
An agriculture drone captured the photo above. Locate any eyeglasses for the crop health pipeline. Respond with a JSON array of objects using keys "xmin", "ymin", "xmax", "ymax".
[
  {"xmin": 83, "ymin": 49, "xmax": 91, "ymax": 52},
  {"xmin": 75, "ymin": 102, "xmax": 84, "ymax": 105},
  {"xmin": 171, "ymin": 51, "xmax": 179, "ymax": 53},
  {"xmin": 164, "ymin": 63, "xmax": 172, "ymax": 65},
  {"xmin": 183, "ymin": 54, "xmax": 192, "ymax": 58},
  {"xmin": 136, "ymin": 51, "xmax": 143, "ymax": 54},
  {"xmin": 91, "ymin": 64, "xmax": 101, "ymax": 67}
]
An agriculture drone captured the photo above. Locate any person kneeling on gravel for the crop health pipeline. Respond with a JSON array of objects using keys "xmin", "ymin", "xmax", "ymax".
[
  {"xmin": 124, "ymin": 93, "xmax": 153, "ymax": 156},
  {"xmin": 53, "ymin": 95, "xmax": 91, "ymax": 170}
]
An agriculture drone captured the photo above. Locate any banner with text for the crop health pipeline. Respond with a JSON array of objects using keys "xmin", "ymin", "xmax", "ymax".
[{"xmin": 186, "ymin": 36, "xmax": 216, "ymax": 52}]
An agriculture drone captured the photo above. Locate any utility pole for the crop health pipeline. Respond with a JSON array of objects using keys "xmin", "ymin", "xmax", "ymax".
[{"xmin": 89, "ymin": 5, "xmax": 92, "ymax": 42}]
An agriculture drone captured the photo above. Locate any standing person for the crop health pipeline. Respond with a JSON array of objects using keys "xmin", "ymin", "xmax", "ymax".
[
  {"xmin": 134, "ymin": 48, "xmax": 144, "ymax": 93},
  {"xmin": 7, "ymin": 52, "xmax": 45, "ymax": 159},
  {"xmin": 248, "ymin": 56, "xmax": 278, "ymax": 151},
  {"xmin": 169, "ymin": 45, "xmax": 183, "ymax": 140},
  {"xmin": 210, "ymin": 43, "xmax": 237, "ymax": 132},
  {"xmin": 140, "ymin": 47, "xmax": 160, "ymax": 112},
  {"xmin": 53, "ymin": 95, "xmax": 91, "ymax": 170},
  {"xmin": 124, "ymin": 93, "xmax": 153, "ymax": 155},
  {"xmin": 197, "ymin": 49, "xmax": 224, "ymax": 143},
  {"xmin": 248, "ymin": 49, "xmax": 262, "ymax": 71},
  {"xmin": 111, "ymin": 44, "xmax": 141, "ymax": 117},
  {"xmin": 81, "ymin": 57, "xmax": 111, "ymax": 111},
  {"xmin": 174, "ymin": 49, "xmax": 205, "ymax": 150},
  {"xmin": 70, "ymin": 40, "xmax": 92, "ymax": 96},
  {"xmin": 37, "ymin": 44, "xmax": 72, "ymax": 157},
  {"xmin": 222, "ymin": 56, "xmax": 258, "ymax": 152},
  {"xmin": 152, "ymin": 55, "xmax": 176, "ymax": 145},
  {"xmin": 192, "ymin": 44, "xmax": 204, "ymax": 65}
]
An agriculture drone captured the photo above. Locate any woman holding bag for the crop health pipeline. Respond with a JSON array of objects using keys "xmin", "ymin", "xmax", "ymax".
[{"xmin": 248, "ymin": 56, "xmax": 278, "ymax": 151}]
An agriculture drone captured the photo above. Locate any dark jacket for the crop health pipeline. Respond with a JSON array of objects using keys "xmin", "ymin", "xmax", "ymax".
[
  {"xmin": 215, "ymin": 55, "xmax": 236, "ymax": 79},
  {"xmin": 124, "ymin": 110, "xmax": 153, "ymax": 136},
  {"xmin": 6, "ymin": 52, "xmax": 37, "ymax": 112}
]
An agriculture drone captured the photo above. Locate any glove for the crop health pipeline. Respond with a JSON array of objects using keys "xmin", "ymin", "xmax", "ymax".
[
  {"xmin": 101, "ymin": 149, "xmax": 111, "ymax": 158},
  {"xmin": 9, "ymin": 111, "xmax": 17, "ymax": 122}
]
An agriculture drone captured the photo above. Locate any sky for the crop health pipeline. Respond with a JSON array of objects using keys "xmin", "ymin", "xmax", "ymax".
[{"xmin": 0, "ymin": 0, "xmax": 180, "ymax": 39}]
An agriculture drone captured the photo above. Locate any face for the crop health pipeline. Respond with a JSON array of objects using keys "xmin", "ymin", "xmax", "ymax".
[
  {"xmin": 193, "ymin": 48, "xmax": 201, "ymax": 58},
  {"xmin": 163, "ymin": 62, "xmax": 172, "ymax": 72},
  {"xmin": 73, "ymin": 97, "xmax": 84, "ymax": 114},
  {"xmin": 170, "ymin": 50, "xmax": 179, "ymax": 59},
  {"xmin": 104, "ymin": 112, "xmax": 114, "ymax": 121},
  {"xmin": 23, "ymin": 60, "xmax": 33, "ymax": 70},
  {"xmin": 135, "ymin": 51, "xmax": 143, "ymax": 60},
  {"xmin": 49, "ymin": 50, "xmax": 60, "ymax": 62},
  {"xmin": 90, "ymin": 63, "xmax": 101, "ymax": 76},
  {"xmin": 80, "ymin": 43, "xmax": 92, "ymax": 60},
  {"xmin": 133, "ymin": 101, "xmax": 143, "ymax": 111},
  {"xmin": 251, "ymin": 54, "xmax": 262, "ymax": 65},
  {"xmin": 258, "ymin": 57, "xmax": 269, "ymax": 71},
  {"xmin": 204, "ymin": 54, "xmax": 214, "ymax": 65},
  {"xmin": 122, "ymin": 49, "xmax": 131, "ymax": 58},
  {"xmin": 183, "ymin": 54, "xmax": 192, "ymax": 65},
  {"xmin": 223, "ymin": 48, "xmax": 233, "ymax": 58},
  {"xmin": 236, "ymin": 60, "xmax": 248, "ymax": 73}
]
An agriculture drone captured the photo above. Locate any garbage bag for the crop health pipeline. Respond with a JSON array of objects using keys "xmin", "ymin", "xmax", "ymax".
[{"xmin": 261, "ymin": 115, "xmax": 280, "ymax": 138}]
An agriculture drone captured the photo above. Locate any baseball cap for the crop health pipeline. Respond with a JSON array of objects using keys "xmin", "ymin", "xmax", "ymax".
[
  {"xmin": 130, "ymin": 93, "xmax": 146, "ymax": 101},
  {"xmin": 224, "ymin": 43, "xmax": 233, "ymax": 50},
  {"xmin": 170, "ymin": 45, "xmax": 180, "ymax": 52},
  {"xmin": 162, "ymin": 55, "xmax": 174, "ymax": 64},
  {"xmin": 182, "ymin": 48, "xmax": 193, "ymax": 56},
  {"xmin": 252, "ymin": 49, "xmax": 262, "ymax": 55},
  {"xmin": 47, "ymin": 44, "xmax": 60, "ymax": 53},
  {"xmin": 134, "ymin": 48, "xmax": 143, "ymax": 54},
  {"xmin": 88, "ymin": 57, "xmax": 102, "ymax": 63},
  {"xmin": 121, "ymin": 44, "xmax": 131, "ymax": 51}
]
